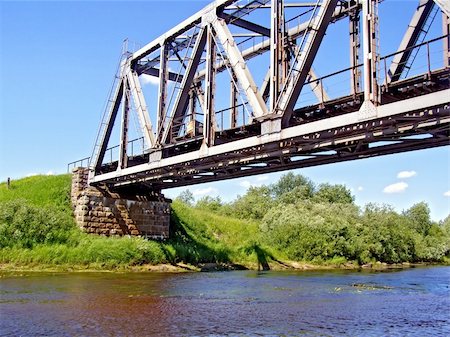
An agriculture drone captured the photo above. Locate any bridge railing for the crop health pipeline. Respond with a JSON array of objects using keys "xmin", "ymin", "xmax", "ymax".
[
  {"xmin": 296, "ymin": 34, "xmax": 448, "ymax": 109},
  {"xmin": 379, "ymin": 34, "xmax": 448, "ymax": 86},
  {"xmin": 67, "ymin": 157, "xmax": 91, "ymax": 172},
  {"xmin": 68, "ymin": 137, "xmax": 145, "ymax": 172}
]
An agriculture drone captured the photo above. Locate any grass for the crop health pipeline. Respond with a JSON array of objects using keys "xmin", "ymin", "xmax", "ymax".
[
  {"xmin": 0, "ymin": 175, "xmax": 280, "ymax": 271},
  {"xmin": 0, "ymin": 175, "xmax": 72, "ymax": 209}
]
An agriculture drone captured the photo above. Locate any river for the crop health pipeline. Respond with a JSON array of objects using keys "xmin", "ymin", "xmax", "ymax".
[{"xmin": 1, "ymin": 266, "xmax": 449, "ymax": 336}]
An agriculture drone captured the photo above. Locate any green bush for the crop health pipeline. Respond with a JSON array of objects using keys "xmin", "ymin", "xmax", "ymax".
[
  {"xmin": 0, "ymin": 200, "xmax": 77, "ymax": 248},
  {"xmin": 260, "ymin": 201, "xmax": 360, "ymax": 262}
]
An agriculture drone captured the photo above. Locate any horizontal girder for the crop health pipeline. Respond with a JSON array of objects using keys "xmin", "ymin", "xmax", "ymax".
[{"xmin": 90, "ymin": 81, "xmax": 450, "ymax": 189}]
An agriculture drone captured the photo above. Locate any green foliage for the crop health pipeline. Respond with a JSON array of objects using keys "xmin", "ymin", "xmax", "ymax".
[
  {"xmin": 270, "ymin": 172, "xmax": 315, "ymax": 200},
  {"xmin": 260, "ymin": 200, "xmax": 450, "ymax": 264},
  {"xmin": 358, "ymin": 204, "xmax": 417, "ymax": 263},
  {"xmin": 260, "ymin": 201, "xmax": 360, "ymax": 262},
  {"xmin": 175, "ymin": 189, "xmax": 194, "ymax": 206},
  {"xmin": 229, "ymin": 186, "xmax": 272, "ymax": 220},
  {"xmin": 195, "ymin": 195, "xmax": 223, "ymax": 212},
  {"xmin": 404, "ymin": 202, "xmax": 432, "ymax": 236},
  {"xmin": 312, "ymin": 183, "xmax": 354, "ymax": 204},
  {"xmin": 0, "ymin": 200, "xmax": 77, "ymax": 248}
]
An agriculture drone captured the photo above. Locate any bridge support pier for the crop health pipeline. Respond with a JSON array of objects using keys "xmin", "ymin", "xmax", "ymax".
[{"xmin": 71, "ymin": 168, "xmax": 170, "ymax": 239}]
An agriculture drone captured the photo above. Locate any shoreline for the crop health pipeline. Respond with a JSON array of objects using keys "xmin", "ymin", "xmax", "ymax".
[{"xmin": 0, "ymin": 261, "xmax": 444, "ymax": 274}]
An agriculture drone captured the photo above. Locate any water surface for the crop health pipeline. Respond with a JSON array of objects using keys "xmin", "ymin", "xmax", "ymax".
[{"xmin": 1, "ymin": 266, "xmax": 449, "ymax": 336}]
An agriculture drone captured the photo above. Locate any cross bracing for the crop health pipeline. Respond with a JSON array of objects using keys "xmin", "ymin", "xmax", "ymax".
[{"xmin": 87, "ymin": 0, "xmax": 450, "ymax": 191}]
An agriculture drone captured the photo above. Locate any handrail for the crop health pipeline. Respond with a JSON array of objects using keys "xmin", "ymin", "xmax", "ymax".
[
  {"xmin": 303, "ymin": 34, "xmax": 448, "ymax": 87},
  {"xmin": 68, "ymin": 136, "xmax": 145, "ymax": 172}
]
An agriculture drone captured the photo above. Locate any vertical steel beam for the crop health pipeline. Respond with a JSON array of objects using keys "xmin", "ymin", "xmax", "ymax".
[
  {"xmin": 230, "ymin": 75, "xmax": 238, "ymax": 128},
  {"xmin": 349, "ymin": 8, "xmax": 361, "ymax": 96},
  {"xmin": 270, "ymin": 0, "xmax": 285, "ymax": 113},
  {"xmin": 443, "ymin": 12, "xmax": 450, "ymax": 67},
  {"xmin": 387, "ymin": 0, "xmax": 435, "ymax": 83},
  {"xmin": 203, "ymin": 24, "xmax": 216, "ymax": 146},
  {"xmin": 211, "ymin": 16, "xmax": 269, "ymax": 118},
  {"xmin": 188, "ymin": 89, "xmax": 196, "ymax": 136},
  {"xmin": 277, "ymin": 0, "xmax": 338, "ymax": 124},
  {"xmin": 156, "ymin": 42, "xmax": 169, "ymax": 144},
  {"xmin": 119, "ymin": 79, "xmax": 129, "ymax": 169},
  {"xmin": 362, "ymin": 0, "xmax": 379, "ymax": 104}
]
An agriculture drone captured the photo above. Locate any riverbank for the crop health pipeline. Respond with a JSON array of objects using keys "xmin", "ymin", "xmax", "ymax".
[
  {"xmin": 2, "ymin": 258, "xmax": 444, "ymax": 274},
  {"xmin": 1, "ymin": 174, "xmax": 449, "ymax": 272}
]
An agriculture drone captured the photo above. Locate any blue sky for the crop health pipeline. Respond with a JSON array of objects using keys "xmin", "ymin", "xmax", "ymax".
[{"xmin": 0, "ymin": 0, "xmax": 449, "ymax": 220}]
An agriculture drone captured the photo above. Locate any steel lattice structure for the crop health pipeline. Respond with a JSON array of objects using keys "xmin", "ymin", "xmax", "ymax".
[{"xmin": 84, "ymin": 0, "xmax": 450, "ymax": 191}]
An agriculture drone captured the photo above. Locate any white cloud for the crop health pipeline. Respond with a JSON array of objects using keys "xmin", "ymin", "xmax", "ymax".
[
  {"xmin": 397, "ymin": 170, "xmax": 417, "ymax": 179},
  {"xmin": 46, "ymin": 171, "xmax": 54, "ymax": 176},
  {"xmin": 444, "ymin": 190, "xmax": 450, "ymax": 197},
  {"xmin": 26, "ymin": 173, "xmax": 38, "ymax": 177},
  {"xmin": 140, "ymin": 74, "xmax": 159, "ymax": 86},
  {"xmin": 383, "ymin": 182, "xmax": 408, "ymax": 194},
  {"xmin": 192, "ymin": 187, "xmax": 218, "ymax": 197},
  {"xmin": 238, "ymin": 176, "xmax": 270, "ymax": 189},
  {"xmin": 357, "ymin": 186, "xmax": 364, "ymax": 192}
]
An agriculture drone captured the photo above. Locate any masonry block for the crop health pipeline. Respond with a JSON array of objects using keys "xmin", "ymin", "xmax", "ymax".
[{"xmin": 71, "ymin": 167, "xmax": 171, "ymax": 239}]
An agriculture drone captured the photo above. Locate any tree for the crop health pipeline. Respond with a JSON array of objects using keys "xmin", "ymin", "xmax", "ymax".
[
  {"xmin": 270, "ymin": 172, "xmax": 315, "ymax": 200},
  {"xmin": 196, "ymin": 196, "xmax": 222, "ymax": 212},
  {"xmin": 313, "ymin": 183, "xmax": 354, "ymax": 204},
  {"xmin": 175, "ymin": 189, "xmax": 194, "ymax": 206},
  {"xmin": 231, "ymin": 185, "xmax": 272, "ymax": 220},
  {"xmin": 404, "ymin": 202, "xmax": 432, "ymax": 236}
]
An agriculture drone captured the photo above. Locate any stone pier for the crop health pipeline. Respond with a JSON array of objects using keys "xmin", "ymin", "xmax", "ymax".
[{"xmin": 71, "ymin": 168, "xmax": 170, "ymax": 239}]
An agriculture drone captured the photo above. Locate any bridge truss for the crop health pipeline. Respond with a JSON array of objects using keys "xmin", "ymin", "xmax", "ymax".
[{"xmin": 87, "ymin": 0, "xmax": 450, "ymax": 191}]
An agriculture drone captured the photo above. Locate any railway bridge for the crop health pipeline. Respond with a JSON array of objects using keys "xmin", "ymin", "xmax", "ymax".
[{"xmin": 70, "ymin": 0, "xmax": 450, "ymax": 238}]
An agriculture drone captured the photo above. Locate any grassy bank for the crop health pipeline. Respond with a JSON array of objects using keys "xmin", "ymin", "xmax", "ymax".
[
  {"xmin": 0, "ymin": 175, "xmax": 281, "ymax": 271},
  {"xmin": 0, "ymin": 174, "xmax": 449, "ymax": 271}
]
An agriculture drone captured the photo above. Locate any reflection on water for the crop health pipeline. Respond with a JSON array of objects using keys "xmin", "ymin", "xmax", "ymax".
[{"xmin": 1, "ymin": 267, "xmax": 449, "ymax": 336}]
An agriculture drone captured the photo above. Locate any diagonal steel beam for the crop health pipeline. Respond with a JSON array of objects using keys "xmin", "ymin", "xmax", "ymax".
[
  {"xmin": 387, "ymin": 0, "xmax": 435, "ymax": 83},
  {"xmin": 219, "ymin": 13, "xmax": 271, "ymax": 36},
  {"xmin": 307, "ymin": 68, "xmax": 330, "ymax": 103},
  {"xmin": 212, "ymin": 16, "xmax": 269, "ymax": 118},
  {"xmin": 126, "ymin": 69, "xmax": 156, "ymax": 148},
  {"xmin": 119, "ymin": 79, "xmax": 130, "ymax": 169},
  {"xmin": 140, "ymin": 67, "xmax": 183, "ymax": 83},
  {"xmin": 433, "ymin": 0, "xmax": 450, "ymax": 16},
  {"xmin": 277, "ymin": 0, "xmax": 338, "ymax": 124},
  {"xmin": 93, "ymin": 80, "xmax": 124, "ymax": 172},
  {"xmin": 161, "ymin": 27, "xmax": 208, "ymax": 144}
]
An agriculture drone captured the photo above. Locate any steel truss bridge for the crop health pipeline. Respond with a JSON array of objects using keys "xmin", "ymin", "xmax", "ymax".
[{"xmin": 80, "ymin": 0, "xmax": 450, "ymax": 192}]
